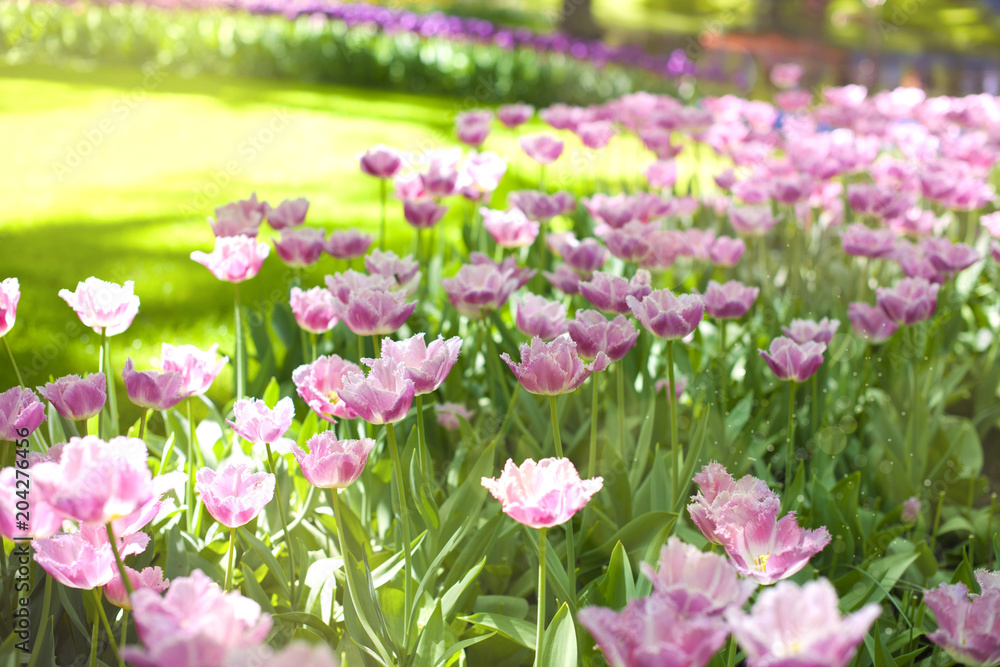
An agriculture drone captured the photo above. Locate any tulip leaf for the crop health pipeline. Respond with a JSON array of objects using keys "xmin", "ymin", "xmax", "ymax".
[
  {"xmin": 627, "ymin": 398, "xmax": 658, "ymax": 490},
  {"xmin": 238, "ymin": 527, "xmax": 291, "ymax": 601},
  {"xmin": 438, "ymin": 442, "xmax": 493, "ymax": 540},
  {"xmin": 442, "ymin": 556, "xmax": 486, "ymax": 623},
  {"xmin": 868, "ymin": 623, "xmax": 898, "ymax": 667},
  {"xmin": 442, "ymin": 513, "xmax": 501, "ymax": 594},
  {"xmin": 409, "ymin": 518, "xmax": 472, "ymax": 648},
  {"xmin": 539, "ymin": 602, "xmax": 576, "ymax": 667},
  {"xmin": 673, "ymin": 405, "xmax": 711, "ymax": 513},
  {"xmin": 414, "ymin": 601, "xmax": 446, "ymax": 667},
  {"xmin": 342, "ymin": 546, "xmax": 396, "ymax": 665},
  {"xmin": 597, "ymin": 541, "xmax": 634, "ymax": 610},
  {"xmin": 471, "ymin": 596, "xmax": 529, "ymax": 619},
  {"xmin": 460, "ymin": 613, "xmax": 536, "ymax": 650},
  {"xmin": 241, "ymin": 562, "xmax": 276, "ymax": 615},
  {"xmin": 303, "ymin": 557, "xmax": 339, "ymax": 621},
  {"xmin": 272, "ymin": 611, "xmax": 338, "ymax": 644},
  {"xmin": 262, "ymin": 376, "xmax": 280, "ymax": 409},
  {"xmin": 581, "ymin": 511, "xmax": 678, "ymax": 565}
]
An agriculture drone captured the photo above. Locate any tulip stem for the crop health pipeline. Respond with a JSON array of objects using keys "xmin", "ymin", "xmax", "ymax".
[
  {"xmin": 379, "ymin": 178, "xmax": 387, "ymax": 251},
  {"xmin": 719, "ymin": 323, "xmax": 727, "ymax": 413},
  {"xmin": 371, "ymin": 335, "xmax": 379, "ymax": 359},
  {"xmin": 103, "ymin": 332, "xmax": 118, "ymax": 436},
  {"xmin": 617, "ymin": 362, "xmax": 625, "ymax": 460},
  {"xmin": 547, "ymin": 396, "xmax": 576, "ymax": 601},
  {"xmin": 786, "ymin": 381, "xmax": 797, "ymax": 490},
  {"xmin": 264, "ymin": 442, "xmax": 297, "ymax": 607},
  {"xmin": 725, "ymin": 634, "xmax": 738, "ymax": 667},
  {"xmin": 386, "ymin": 422, "xmax": 413, "ymax": 649},
  {"xmin": 26, "ymin": 574, "xmax": 51, "ymax": 667},
  {"xmin": 138, "ymin": 410, "xmax": 147, "ymax": 441},
  {"xmin": 534, "ymin": 526, "xmax": 548, "ymax": 667},
  {"xmin": 415, "ymin": 394, "xmax": 430, "ymax": 479},
  {"xmin": 89, "ymin": 600, "xmax": 99, "ymax": 667},
  {"xmin": 186, "ymin": 398, "xmax": 199, "ymax": 533},
  {"xmin": 578, "ymin": 376, "xmax": 600, "ymax": 554},
  {"xmin": 120, "ymin": 609, "xmax": 128, "ymax": 657},
  {"xmin": 548, "ymin": 396, "xmax": 563, "ymax": 458},
  {"xmin": 92, "ymin": 588, "xmax": 122, "ymax": 666},
  {"xmin": 2, "ymin": 336, "xmax": 24, "ymax": 388},
  {"xmin": 667, "ymin": 340, "xmax": 679, "ymax": 503},
  {"xmin": 234, "ymin": 285, "xmax": 244, "ymax": 400},
  {"xmin": 105, "ymin": 524, "xmax": 135, "ymax": 597},
  {"xmin": 225, "ymin": 527, "xmax": 237, "ymax": 591}
]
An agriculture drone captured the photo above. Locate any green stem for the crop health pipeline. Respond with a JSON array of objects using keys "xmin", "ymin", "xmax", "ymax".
[
  {"xmin": 930, "ymin": 490, "xmax": 946, "ymax": 554},
  {"xmin": 547, "ymin": 396, "xmax": 575, "ymax": 601},
  {"xmin": 667, "ymin": 340, "xmax": 679, "ymax": 501},
  {"xmin": 416, "ymin": 394, "xmax": 429, "ymax": 479},
  {"xmin": 27, "ymin": 574, "xmax": 52, "ymax": 667},
  {"xmin": 98, "ymin": 329, "xmax": 107, "ymax": 438},
  {"xmin": 103, "ymin": 332, "xmax": 118, "ymax": 434},
  {"xmin": 617, "ymin": 362, "xmax": 625, "ymax": 459},
  {"xmin": 371, "ymin": 335, "xmax": 380, "ymax": 360},
  {"xmin": 2, "ymin": 336, "xmax": 24, "ymax": 388},
  {"xmin": 138, "ymin": 410, "xmax": 147, "ymax": 441},
  {"xmin": 225, "ymin": 527, "xmax": 237, "ymax": 591},
  {"xmin": 811, "ymin": 372, "xmax": 819, "ymax": 438},
  {"xmin": 89, "ymin": 600, "xmax": 99, "ymax": 667},
  {"xmin": 186, "ymin": 398, "xmax": 199, "ymax": 533},
  {"xmin": 725, "ymin": 634, "xmax": 738, "ymax": 667},
  {"xmin": 234, "ymin": 284, "xmax": 244, "ymax": 400},
  {"xmin": 588, "ymin": 376, "xmax": 598, "ymax": 481},
  {"xmin": 105, "ymin": 524, "xmax": 134, "ymax": 597},
  {"xmin": 548, "ymin": 396, "xmax": 563, "ymax": 458},
  {"xmin": 264, "ymin": 442, "xmax": 296, "ymax": 606},
  {"xmin": 311, "ymin": 333, "xmax": 318, "ymax": 363},
  {"xmin": 534, "ymin": 527, "xmax": 548, "ymax": 667},
  {"xmin": 386, "ymin": 422, "xmax": 412, "ymax": 649},
  {"xmin": 92, "ymin": 589, "xmax": 122, "ymax": 666},
  {"xmin": 120, "ymin": 609, "xmax": 128, "ymax": 658},
  {"xmin": 786, "ymin": 381, "xmax": 797, "ymax": 489},
  {"xmin": 719, "ymin": 323, "xmax": 727, "ymax": 413},
  {"xmin": 380, "ymin": 178, "xmax": 387, "ymax": 251}
]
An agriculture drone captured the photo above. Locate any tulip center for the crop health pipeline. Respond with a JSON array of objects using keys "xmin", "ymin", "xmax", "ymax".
[
  {"xmin": 326, "ymin": 390, "xmax": 340, "ymax": 405},
  {"xmin": 754, "ymin": 553, "xmax": 769, "ymax": 572}
]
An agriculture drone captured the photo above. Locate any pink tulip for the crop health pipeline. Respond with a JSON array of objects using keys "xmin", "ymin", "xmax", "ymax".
[
  {"xmin": 543, "ymin": 264, "xmax": 582, "ymax": 295},
  {"xmin": 655, "ymin": 375, "xmax": 686, "ymax": 402},
  {"xmin": 727, "ymin": 579, "xmax": 880, "ymax": 667},
  {"xmin": 325, "ymin": 270, "xmax": 395, "ymax": 301},
  {"xmin": 641, "ymin": 537, "xmax": 756, "ymax": 616},
  {"xmin": 482, "ymin": 457, "xmax": 602, "ymax": 529},
  {"xmin": 469, "ymin": 253, "xmax": 535, "ymax": 289},
  {"xmin": 924, "ymin": 570, "xmax": 1000, "ymax": 667},
  {"xmin": 508, "ymin": 190, "xmax": 576, "ymax": 221},
  {"xmin": 520, "ymin": 135, "xmax": 564, "ymax": 165},
  {"xmin": 419, "ymin": 154, "xmax": 460, "ymax": 198},
  {"xmin": 501, "ymin": 336, "xmax": 609, "ymax": 395},
  {"xmin": 824, "ymin": 84, "xmax": 867, "ymax": 107},
  {"xmin": 122, "ymin": 569, "xmax": 272, "ymax": 667},
  {"xmin": 497, "ymin": 103, "xmax": 534, "ymax": 128},
  {"xmin": 442, "ymin": 263, "xmax": 521, "ymax": 319},
  {"xmin": 196, "ymin": 463, "xmax": 275, "ymax": 529},
  {"xmin": 688, "ymin": 462, "xmax": 780, "ymax": 545},
  {"xmin": 840, "ymin": 223, "xmax": 897, "ymax": 259},
  {"xmin": 481, "ymin": 208, "xmax": 540, "ymax": 248},
  {"xmin": 292, "ymin": 432, "xmax": 375, "ymax": 489},
  {"xmin": 776, "ymin": 89, "xmax": 812, "ymax": 112},
  {"xmin": 514, "ymin": 294, "xmax": 568, "ymax": 340},
  {"xmin": 32, "ymin": 435, "xmax": 154, "ymax": 524},
  {"xmin": 567, "ymin": 310, "xmax": 638, "ymax": 362},
  {"xmin": 576, "ymin": 121, "xmax": 616, "ymax": 150},
  {"xmin": 583, "ymin": 193, "xmax": 639, "ymax": 229},
  {"xmin": 732, "ymin": 177, "xmax": 772, "ymax": 205},
  {"xmin": 359, "ymin": 145, "xmax": 402, "ymax": 179},
  {"xmin": 380, "ymin": 333, "xmax": 462, "ymax": 395},
  {"xmin": 714, "ymin": 168, "xmax": 736, "ymax": 190},
  {"xmin": 434, "ymin": 402, "xmax": 473, "ymax": 430},
  {"xmin": 982, "ymin": 211, "xmax": 1000, "ymax": 238},
  {"xmin": 365, "ymin": 249, "xmax": 421, "ymax": 294},
  {"xmin": 160, "ymin": 343, "xmax": 228, "ymax": 396},
  {"xmin": 540, "ymin": 103, "xmax": 584, "ymax": 131},
  {"xmin": 272, "ymin": 227, "xmax": 326, "ymax": 268},
  {"xmin": 759, "ymin": 337, "xmax": 826, "ymax": 382},
  {"xmin": 0, "ymin": 277, "xmax": 19, "ymax": 337},
  {"xmin": 190, "ymin": 236, "xmax": 270, "ymax": 283},
  {"xmin": 263, "ymin": 198, "xmax": 308, "ymax": 230},
  {"xmin": 59, "ymin": 277, "xmax": 140, "ymax": 336},
  {"xmin": 702, "ymin": 280, "xmax": 758, "ymax": 320},
  {"xmin": 210, "ymin": 197, "xmax": 264, "ymax": 237},
  {"xmin": 709, "ymin": 236, "xmax": 746, "ymax": 266},
  {"xmin": 1, "ymin": 467, "xmax": 65, "ymax": 540},
  {"xmin": 781, "ymin": 317, "xmax": 840, "ymax": 345},
  {"xmin": 729, "ymin": 205, "xmax": 780, "ymax": 236},
  {"xmin": 38, "ymin": 372, "xmax": 106, "ymax": 421},
  {"xmin": 847, "ymin": 303, "xmax": 898, "ymax": 343},
  {"xmin": 901, "ymin": 496, "xmax": 921, "ymax": 523},
  {"xmin": 645, "ymin": 160, "xmax": 677, "ymax": 189},
  {"xmin": 403, "ymin": 199, "xmax": 448, "ymax": 229},
  {"xmin": 548, "ymin": 233, "xmax": 608, "ymax": 273},
  {"xmin": 292, "ymin": 355, "xmax": 362, "ymax": 423},
  {"xmin": 290, "ymin": 287, "xmax": 339, "ymax": 334},
  {"xmin": 457, "ymin": 150, "xmax": 508, "ymax": 202},
  {"xmin": 122, "ymin": 358, "xmax": 189, "ymax": 410},
  {"xmin": 326, "ymin": 229, "xmax": 373, "ymax": 259},
  {"xmin": 992, "ymin": 240, "xmax": 1000, "ymax": 264},
  {"xmin": 228, "ymin": 396, "xmax": 294, "ymax": 444},
  {"xmin": 579, "ymin": 270, "xmax": 653, "ymax": 314},
  {"xmin": 0, "ymin": 386, "xmax": 44, "ymax": 440},
  {"xmin": 395, "ymin": 172, "xmax": 427, "ymax": 201},
  {"xmin": 456, "ymin": 110, "xmax": 493, "ymax": 146},
  {"xmin": 339, "ymin": 357, "xmax": 415, "ymax": 425},
  {"xmin": 602, "ymin": 222, "xmax": 657, "ymax": 264},
  {"xmin": 105, "ymin": 566, "xmax": 169, "ymax": 610},
  {"xmin": 922, "ymin": 237, "xmax": 981, "ymax": 273},
  {"xmin": 580, "ymin": 594, "xmax": 729, "ymax": 667},
  {"xmin": 875, "ymin": 277, "xmax": 939, "ymax": 325},
  {"xmin": 326, "ymin": 280, "xmax": 416, "ymax": 336},
  {"xmin": 770, "ymin": 62, "xmax": 803, "ymax": 89},
  {"xmin": 33, "ymin": 525, "xmax": 148, "ymax": 590},
  {"xmin": 627, "ymin": 288, "xmax": 704, "ymax": 340}
]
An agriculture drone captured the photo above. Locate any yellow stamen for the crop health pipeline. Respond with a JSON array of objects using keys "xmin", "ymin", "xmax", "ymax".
[{"xmin": 754, "ymin": 553, "xmax": 770, "ymax": 572}]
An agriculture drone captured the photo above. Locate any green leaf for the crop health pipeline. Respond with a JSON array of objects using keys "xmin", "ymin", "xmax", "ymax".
[
  {"xmin": 539, "ymin": 602, "xmax": 576, "ymax": 667},
  {"xmin": 442, "ymin": 556, "xmax": 486, "ymax": 623},
  {"xmin": 296, "ymin": 410, "xmax": 319, "ymax": 451},
  {"xmin": 460, "ymin": 613, "xmax": 536, "ymax": 650},
  {"xmin": 673, "ymin": 405, "xmax": 711, "ymax": 513},
  {"xmin": 725, "ymin": 393, "xmax": 753, "ymax": 444},
  {"xmin": 303, "ymin": 558, "xmax": 339, "ymax": 621},
  {"xmin": 272, "ymin": 611, "xmax": 338, "ymax": 644},
  {"xmin": 472, "ymin": 596, "xmax": 529, "ymax": 619},
  {"xmin": 597, "ymin": 541, "xmax": 634, "ymax": 611},
  {"xmin": 415, "ymin": 601, "xmax": 446, "ymax": 667},
  {"xmin": 262, "ymin": 376, "xmax": 280, "ymax": 409},
  {"xmin": 871, "ymin": 623, "xmax": 898, "ymax": 667},
  {"xmin": 241, "ymin": 562, "xmax": 276, "ymax": 615},
  {"xmin": 627, "ymin": 398, "xmax": 658, "ymax": 490},
  {"xmin": 433, "ymin": 632, "xmax": 496, "ymax": 667},
  {"xmin": 238, "ymin": 527, "xmax": 291, "ymax": 601},
  {"xmin": 582, "ymin": 512, "xmax": 678, "ymax": 565}
]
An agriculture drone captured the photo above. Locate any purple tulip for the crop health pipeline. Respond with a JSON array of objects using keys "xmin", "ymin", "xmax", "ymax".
[
  {"xmin": 875, "ymin": 277, "xmax": 939, "ymax": 325},
  {"xmin": 602, "ymin": 222, "xmax": 657, "ymax": 264},
  {"xmin": 359, "ymin": 145, "xmax": 402, "ymax": 179},
  {"xmin": 922, "ymin": 237, "xmax": 981, "ymax": 273},
  {"xmin": 688, "ymin": 462, "xmax": 781, "ymax": 544},
  {"xmin": 122, "ymin": 358, "xmax": 190, "ymax": 411},
  {"xmin": 403, "ymin": 199, "xmax": 448, "ymax": 229},
  {"xmin": 292, "ymin": 432, "xmax": 375, "ymax": 489},
  {"xmin": 338, "ymin": 357, "xmax": 415, "ymax": 425},
  {"xmin": 0, "ymin": 278, "xmax": 19, "ymax": 337},
  {"xmin": 507, "ymin": 190, "xmax": 575, "ymax": 221},
  {"xmin": 641, "ymin": 537, "xmax": 756, "ymax": 616},
  {"xmin": 264, "ymin": 197, "xmax": 309, "ymax": 230},
  {"xmin": 365, "ymin": 249, "xmax": 421, "ymax": 295},
  {"xmin": 457, "ymin": 150, "xmax": 507, "ymax": 202},
  {"xmin": 727, "ymin": 579, "xmax": 880, "ymax": 667},
  {"xmin": 481, "ymin": 207, "xmax": 540, "ymax": 248},
  {"xmin": 576, "ymin": 121, "xmax": 616, "ymax": 149},
  {"xmin": 781, "ymin": 317, "xmax": 840, "ymax": 345},
  {"xmin": 901, "ymin": 496, "xmax": 921, "ymax": 523},
  {"xmin": 497, "ymin": 103, "xmax": 534, "ymax": 128},
  {"xmin": 645, "ymin": 159, "xmax": 677, "ymax": 189},
  {"xmin": 708, "ymin": 236, "xmax": 746, "ymax": 266},
  {"xmin": 759, "ymin": 337, "xmax": 825, "ymax": 382},
  {"xmin": 924, "ymin": 570, "xmax": 1000, "ymax": 667},
  {"xmin": 160, "ymin": 343, "xmax": 228, "ymax": 397},
  {"xmin": 520, "ymin": 134, "xmax": 564, "ymax": 165},
  {"xmin": 435, "ymin": 402, "xmax": 474, "ymax": 430},
  {"xmin": 702, "ymin": 280, "xmax": 758, "ymax": 319},
  {"xmin": 442, "ymin": 262, "xmax": 521, "ymax": 319},
  {"xmin": 501, "ymin": 336, "xmax": 609, "ymax": 396},
  {"xmin": 326, "ymin": 280, "xmax": 416, "ymax": 336},
  {"xmin": 227, "ymin": 397, "xmax": 294, "ymax": 444},
  {"xmin": 272, "ymin": 227, "xmax": 325, "ymax": 268},
  {"xmin": 840, "ymin": 223, "xmax": 897, "ymax": 259},
  {"xmin": 514, "ymin": 294, "xmax": 568, "ymax": 340},
  {"xmin": 210, "ymin": 197, "xmax": 264, "ymax": 238},
  {"xmin": 38, "ymin": 373, "xmax": 106, "ymax": 422},
  {"xmin": 543, "ymin": 264, "xmax": 582, "ymax": 295},
  {"xmin": 847, "ymin": 302, "xmax": 899, "ymax": 343},
  {"xmin": 380, "ymin": 333, "xmax": 462, "ymax": 395},
  {"xmin": 548, "ymin": 232, "xmax": 609, "ymax": 273},
  {"xmin": 290, "ymin": 287, "xmax": 339, "ymax": 334},
  {"xmin": 627, "ymin": 288, "xmax": 703, "ymax": 340},
  {"xmin": 579, "ymin": 270, "xmax": 653, "ymax": 314},
  {"xmin": 456, "ymin": 109, "xmax": 492, "ymax": 146},
  {"xmin": 326, "ymin": 229, "xmax": 373, "ymax": 260},
  {"xmin": 190, "ymin": 236, "xmax": 270, "ymax": 284},
  {"xmin": 567, "ymin": 310, "xmax": 638, "ymax": 362},
  {"xmin": 729, "ymin": 205, "xmax": 780, "ymax": 236},
  {"xmin": 292, "ymin": 355, "xmax": 362, "ymax": 423},
  {"xmin": 195, "ymin": 463, "xmax": 275, "ymax": 529}
]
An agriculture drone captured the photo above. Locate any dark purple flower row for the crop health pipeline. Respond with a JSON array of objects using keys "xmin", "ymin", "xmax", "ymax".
[{"xmin": 50, "ymin": 0, "xmax": 701, "ymax": 79}]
